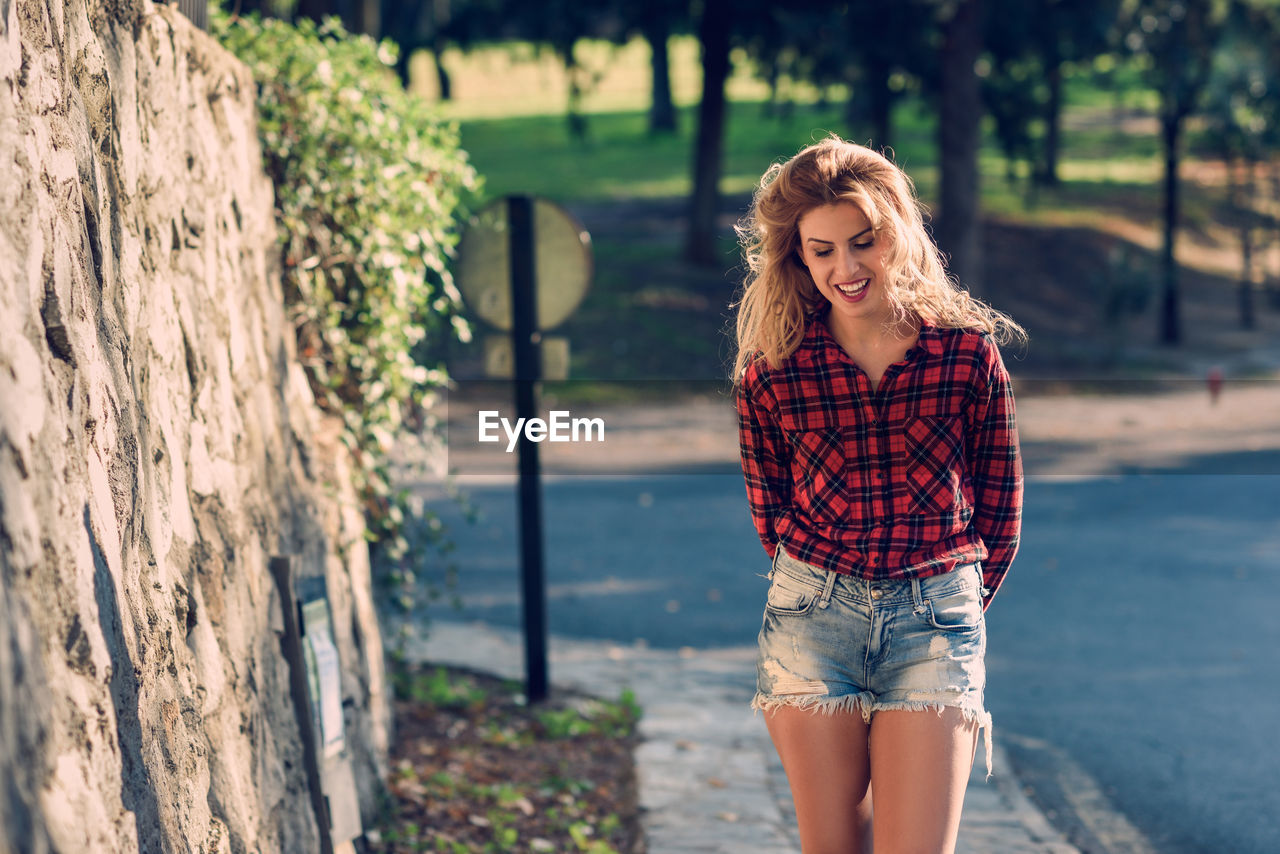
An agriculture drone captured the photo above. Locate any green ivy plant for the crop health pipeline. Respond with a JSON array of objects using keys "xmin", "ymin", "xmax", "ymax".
[{"xmin": 211, "ymin": 10, "xmax": 479, "ymax": 617}]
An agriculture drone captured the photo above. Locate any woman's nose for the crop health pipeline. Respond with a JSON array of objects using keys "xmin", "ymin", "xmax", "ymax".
[{"xmin": 836, "ymin": 251, "xmax": 859, "ymax": 277}]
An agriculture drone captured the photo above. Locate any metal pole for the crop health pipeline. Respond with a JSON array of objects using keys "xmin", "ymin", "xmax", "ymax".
[{"xmin": 507, "ymin": 195, "xmax": 549, "ymax": 702}]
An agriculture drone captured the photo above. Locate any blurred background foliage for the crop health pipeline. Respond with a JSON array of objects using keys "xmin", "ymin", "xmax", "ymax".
[
  {"xmin": 210, "ymin": 0, "xmax": 1280, "ymax": 612},
  {"xmin": 212, "ymin": 9, "xmax": 481, "ymax": 623},
  {"xmin": 214, "ymin": 0, "xmax": 1280, "ymax": 335}
]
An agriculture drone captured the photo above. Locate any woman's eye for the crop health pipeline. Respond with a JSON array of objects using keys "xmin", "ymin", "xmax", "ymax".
[
  {"xmin": 853, "ymin": 240, "xmax": 874, "ymax": 250},
  {"xmin": 813, "ymin": 249, "xmax": 832, "ymax": 258}
]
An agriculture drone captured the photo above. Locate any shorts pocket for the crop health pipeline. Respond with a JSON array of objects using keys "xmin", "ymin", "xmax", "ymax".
[
  {"xmin": 926, "ymin": 584, "xmax": 983, "ymax": 631},
  {"xmin": 765, "ymin": 569, "xmax": 821, "ymax": 617}
]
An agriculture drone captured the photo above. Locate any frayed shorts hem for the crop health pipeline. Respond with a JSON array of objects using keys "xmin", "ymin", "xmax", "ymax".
[{"xmin": 750, "ymin": 691, "xmax": 995, "ymax": 778}]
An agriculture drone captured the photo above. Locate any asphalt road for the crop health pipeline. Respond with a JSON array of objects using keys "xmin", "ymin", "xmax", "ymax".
[{"xmin": 411, "ymin": 470, "xmax": 1280, "ymax": 854}]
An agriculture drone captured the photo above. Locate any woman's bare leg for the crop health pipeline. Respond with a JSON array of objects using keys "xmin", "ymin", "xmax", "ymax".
[
  {"xmin": 765, "ymin": 705, "xmax": 874, "ymax": 854},
  {"xmin": 867, "ymin": 707, "xmax": 979, "ymax": 854}
]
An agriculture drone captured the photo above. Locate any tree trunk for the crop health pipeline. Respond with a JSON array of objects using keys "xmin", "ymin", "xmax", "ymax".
[
  {"xmin": 646, "ymin": 19, "xmax": 677, "ymax": 134},
  {"xmin": 1271, "ymin": 162, "xmax": 1280, "ymax": 309},
  {"xmin": 1240, "ymin": 227, "xmax": 1256, "ymax": 330},
  {"xmin": 432, "ymin": 0, "xmax": 452, "ymax": 100},
  {"xmin": 294, "ymin": 0, "xmax": 331, "ymax": 24},
  {"xmin": 764, "ymin": 59, "xmax": 780, "ymax": 120},
  {"xmin": 360, "ymin": 0, "xmax": 379, "ymax": 37},
  {"xmin": 564, "ymin": 45, "xmax": 588, "ymax": 142},
  {"xmin": 685, "ymin": 0, "xmax": 732, "ymax": 266},
  {"xmin": 1238, "ymin": 157, "xmax": 1256, "ymax": 329},
  {"xmin": 394, "ymin": 45, "xmax": 416, "ymax": 89},
  {"xmin": 1159, "ymin": 112, "xmax": 1181, "ymax": 345},
  {"xmin": 935, "ymin": 0, "xmax": 983, "ymax": 289},
  {"xmin": 865, "ymin": 51, "xmax": 894, "ymax": 152},
  {"xmin": 434, "ymin": 47, "xmax": 453, "ymax": 100},
  {"xmin": 1036, "ymin": 61, "xmax": 1063, "ymax": 186}
]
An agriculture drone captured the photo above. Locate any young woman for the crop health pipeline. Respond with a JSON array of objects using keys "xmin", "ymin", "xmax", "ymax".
[{"xmin": 734, "ymin": 137, "xmax": 1025, "ymax": 854}]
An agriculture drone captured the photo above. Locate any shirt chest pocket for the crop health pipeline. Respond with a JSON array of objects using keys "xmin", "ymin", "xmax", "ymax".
[
  {"xmin": 903, "ymin": 416, "xmax": 968, "ymax": 515},
  {"xmin": 787, "ymin": 426, "xmax": 851, "ymax": 525}
]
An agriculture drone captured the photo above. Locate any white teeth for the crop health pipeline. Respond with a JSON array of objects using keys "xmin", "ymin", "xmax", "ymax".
[{"xmin": 837, "ymin": 280, "xmax": 868, "ymax": 296}]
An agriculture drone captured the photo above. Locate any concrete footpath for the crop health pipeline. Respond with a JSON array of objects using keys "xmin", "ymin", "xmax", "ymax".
[{"xmin": 405, "ymin": 620, "xmax": 1081, "ymax": 854}]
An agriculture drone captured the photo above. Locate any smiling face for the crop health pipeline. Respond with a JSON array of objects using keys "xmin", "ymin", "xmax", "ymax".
[{"xmin": 797, "ymin": 202, "xmax": 894, "ymax": 337}]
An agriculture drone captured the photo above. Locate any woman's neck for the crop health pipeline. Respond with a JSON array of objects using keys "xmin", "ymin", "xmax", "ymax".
[{"xmin": 825, "ymin": 309, "xmax": 916, "ymax": 354}]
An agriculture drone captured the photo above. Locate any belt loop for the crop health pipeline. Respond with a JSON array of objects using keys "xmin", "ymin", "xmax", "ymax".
[
  {"xmin": 910, "ymin": 576, "xmax": 926, "ymax": 614},
  {"xmin": 818, "ymin": 571, "xmax": 837, "ymax": 609},
  {"xmin": 819, "ymin": 568, "xmax": 839, "ymax": 606}
]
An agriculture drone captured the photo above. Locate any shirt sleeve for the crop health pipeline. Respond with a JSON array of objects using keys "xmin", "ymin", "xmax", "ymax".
[
  {"xmin": 736, "ymin": 364, "xmax": 792, "ymax": 559},
  {"xmin": 966, "ymin": 338, "xmax": 1023, "ymax": 610}
]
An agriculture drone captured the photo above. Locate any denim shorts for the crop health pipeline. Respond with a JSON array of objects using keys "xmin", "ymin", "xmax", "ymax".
[{"xmin": 754, "ymin": 545, "xmax": 993, "ymax": 774}]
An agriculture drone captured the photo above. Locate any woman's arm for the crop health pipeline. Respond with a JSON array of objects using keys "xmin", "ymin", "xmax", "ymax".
[
  {"xmin": 736, "ymin": 368, "xmax": 793, "ymax": 558},
  {"xmin": 966, "ymin": 339, "xmax": 1023, "ymax": 610}
]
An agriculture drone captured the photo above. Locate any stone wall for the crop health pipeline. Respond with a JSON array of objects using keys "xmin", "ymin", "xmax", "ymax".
[{"xmin": 0, "ymin": 1, "xmax": 389, "ymax": 852}]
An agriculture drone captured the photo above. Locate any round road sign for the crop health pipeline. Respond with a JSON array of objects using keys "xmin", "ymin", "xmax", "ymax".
[{"xmin": 455, "ymin": 197, "xmax": 592, "ymax": 332}]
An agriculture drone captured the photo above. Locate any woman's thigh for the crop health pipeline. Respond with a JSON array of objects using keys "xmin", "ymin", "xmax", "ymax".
[
  {"xmin": 765, "ymin": 706, "xmax": 874, "ymax": 854},
  {"xmin": 868, "ymin": 707, "xmax": 978, "ymax": 854}
]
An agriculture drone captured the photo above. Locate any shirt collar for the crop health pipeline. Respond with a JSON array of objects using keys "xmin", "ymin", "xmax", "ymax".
[{"xmin": 913, "ymin": 320, "xmax": 946, "ymax": 358}]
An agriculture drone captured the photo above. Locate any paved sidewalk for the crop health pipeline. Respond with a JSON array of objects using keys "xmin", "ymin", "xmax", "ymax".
[{"xmin": 405, "ymin": 620, "xmax": 1081, "ymax": 854}]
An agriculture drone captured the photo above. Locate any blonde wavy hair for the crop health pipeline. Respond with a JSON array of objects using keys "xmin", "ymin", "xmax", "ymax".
[{"xmin": 731, "ymin": 136, "xmax": 1025, "ymax": 382}]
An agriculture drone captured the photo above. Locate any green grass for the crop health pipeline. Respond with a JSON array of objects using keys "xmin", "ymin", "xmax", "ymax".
[
  {"xmin": 448, "ymin": 100, "xmax": 930, "ymax": 204},
  {"xmin": 392, "ymin": 664, "xmax": 521, "ymax": 708},
  {"xmin": 416, "ymin": 35, "xmax": 944, "ymax": 204},
  {"xmin": 445, "ymin": 81, "xmax": 1177, "ymax": 229},
  {"xmin": 452, "ymin": 109, "xmax": 695, "ymax": 202}
]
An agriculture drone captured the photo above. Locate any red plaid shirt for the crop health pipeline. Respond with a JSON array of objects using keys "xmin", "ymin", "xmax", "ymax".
[{"xmin": 737, "ymin": 314, "xmax": 1023, "ymax": 609}]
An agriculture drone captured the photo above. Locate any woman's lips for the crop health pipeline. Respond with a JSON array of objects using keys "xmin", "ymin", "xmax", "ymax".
[{"xmin": 834, "ymin": 278, "xmax": 869, "ymax": 301}]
